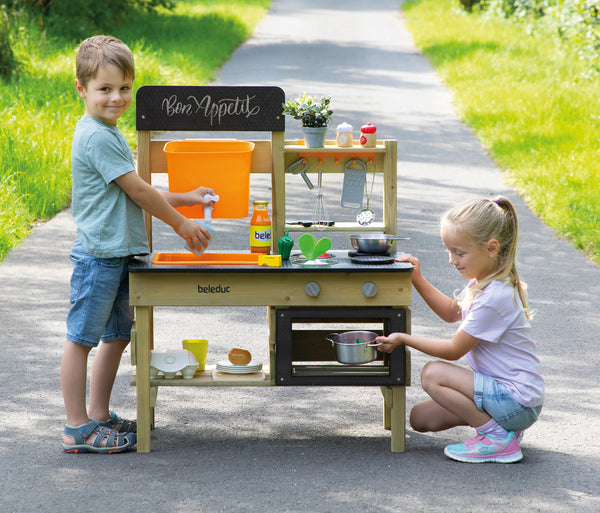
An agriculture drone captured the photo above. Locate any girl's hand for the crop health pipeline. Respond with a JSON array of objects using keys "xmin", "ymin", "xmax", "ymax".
[
  {"xmin": 396, "ymin": 253, "xmax": 424, "ymax": 283},
  {"xmin": 375, "ymin": 333, "xmax": 405, "ymax": 353}
]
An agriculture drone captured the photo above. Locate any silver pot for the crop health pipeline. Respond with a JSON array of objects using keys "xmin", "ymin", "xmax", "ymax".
[
  {"xmin": 325, "ymin": 331, "xmax": 382, "ymax": 364},
  {"xmin": 349, "ymin": 233, "xmax": 408, "ymax": 254}
]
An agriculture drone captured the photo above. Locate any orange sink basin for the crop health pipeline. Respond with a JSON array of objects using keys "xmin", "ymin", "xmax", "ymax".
[{"xmin": 152, "ymin": 252, "xmax": 281, "ymax": 267}]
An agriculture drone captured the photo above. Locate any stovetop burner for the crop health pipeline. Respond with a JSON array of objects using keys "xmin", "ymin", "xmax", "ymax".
[{"xmin": 348, "ymin": 251, "xmax": 395, "ymax": 265}]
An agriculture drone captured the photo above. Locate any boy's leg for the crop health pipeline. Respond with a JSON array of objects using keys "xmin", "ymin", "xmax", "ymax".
[
  {"xmin": 61, "ymin": 339, "xmax": 93, "ymax": 429},
  {"xmin": 419, "ymin": 360, "xmax": 491, "ymax": 428},
  {"xmin": 62, "ymin": 338, "xmax": 133, "ymax": 449},
  {"xmin": 88, "ymin": 338, "xmax": 130, "ymax": 423}
]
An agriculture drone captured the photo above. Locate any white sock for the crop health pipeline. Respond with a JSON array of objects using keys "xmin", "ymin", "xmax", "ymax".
[{"xmin": 476, "ymin": 419, "xmax": 509, "ymax": 440}]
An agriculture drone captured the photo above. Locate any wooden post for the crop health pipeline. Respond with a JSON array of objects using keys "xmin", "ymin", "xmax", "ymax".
[
  {"xmin": 271, "ymin": 131, "xmax": 286, "ymax": 246},
  {"xmin": 383, "ymin": 139, "xmax": 397, "ymax": 237},
  {"xmin": 137, "ymin": 130, "xmax": 153, "ymax": 251},
  {"xmin": 381, "ymin": 385, "xmax": 406, "ymax": 452},
  {"xmin": 135, "ymin": 305, "xmax": 152, "ymax": 452}
]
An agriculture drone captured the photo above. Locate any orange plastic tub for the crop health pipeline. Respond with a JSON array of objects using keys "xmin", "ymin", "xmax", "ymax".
[{"xmin": 164, "ymin": 140, "xmax": 255, "ymax": 219}]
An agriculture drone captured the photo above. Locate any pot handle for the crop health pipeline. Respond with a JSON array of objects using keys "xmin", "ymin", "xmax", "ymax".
[
  {"xmin": 324, "ymin": 333, "xmax": 339, "ymax": 345},
  {"xmin": 366, "ymin": 342, "xmax": 382, "ymax": 348}
]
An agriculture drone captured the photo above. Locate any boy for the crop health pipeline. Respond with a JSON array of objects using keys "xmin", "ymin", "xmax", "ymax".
[{"xmin": 62, "ymin": 35, "xmax": 214, "ymax": 453}]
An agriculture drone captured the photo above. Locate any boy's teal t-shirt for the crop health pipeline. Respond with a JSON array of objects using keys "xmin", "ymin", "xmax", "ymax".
[{"xmin": 71, "ymin": 115, "xmax": 150, "ymax": 258}]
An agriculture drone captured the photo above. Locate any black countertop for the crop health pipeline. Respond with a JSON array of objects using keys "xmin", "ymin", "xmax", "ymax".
[{"xmin": 129, "ymin": 250, "xmax": 413, "ymax": 274}]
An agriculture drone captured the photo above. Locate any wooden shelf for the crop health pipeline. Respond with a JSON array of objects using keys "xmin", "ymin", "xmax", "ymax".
[
  {"xmin": 131, "ymin": 366, "xmax": 272, "ymax": 387},
  {"xmin": 285, "ymin": 221, "xmax": 385, "ymax": 233},
  {"xmin": 283, "ymin": 142, "xmax": 386, "ymax": 154}
]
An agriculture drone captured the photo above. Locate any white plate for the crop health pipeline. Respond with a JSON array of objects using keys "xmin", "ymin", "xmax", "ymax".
[
  {"xmin": 216, "ymin": 368, "xmax": 263, "ymax": 374},
  {"xmin": 216, "ymin": 360, "xmax": 263, "ymax": 374},
  {"xmin": 216, "ymin": 366, "xmax": 262, "ymax": 374}
]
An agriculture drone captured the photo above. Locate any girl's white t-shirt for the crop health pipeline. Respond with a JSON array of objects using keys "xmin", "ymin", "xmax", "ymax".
[{"xmin": 460, "ymin": 279, "xmax": 544, "ymax": 408}]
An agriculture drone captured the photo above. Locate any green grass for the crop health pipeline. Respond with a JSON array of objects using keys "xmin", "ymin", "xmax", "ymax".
[
  {"xmin": 403, "ymin": 0, "xmax": 600, "ymax": 264},
  {"xmin": 0, "ymin": 0, "xmax": 270, "ymax": 260}
]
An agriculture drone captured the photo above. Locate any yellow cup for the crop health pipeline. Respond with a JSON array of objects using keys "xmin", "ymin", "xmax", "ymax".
[{"xmin": 182, "ymin": 339, "xmax": 209, "ymax": 371}]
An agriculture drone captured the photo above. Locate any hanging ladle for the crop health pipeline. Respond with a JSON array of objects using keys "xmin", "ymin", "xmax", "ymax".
[{"xmin": 356, "ymin": 161, "xmax": 376, "ymax": 226}]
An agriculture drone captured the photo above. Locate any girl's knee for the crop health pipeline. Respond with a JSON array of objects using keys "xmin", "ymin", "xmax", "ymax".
[{"xmin": 420, "ymin": 361, "xmax": 444, "ymax": 392}]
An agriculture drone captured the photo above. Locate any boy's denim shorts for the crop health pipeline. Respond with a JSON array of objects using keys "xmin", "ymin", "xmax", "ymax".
[
  {"xmin": 66, "ymin": 240, "xmax": 134, "ymax": 347},
  {"xmin": 474, "ymin": 372, "xmax": 542, "ymax": 431}
]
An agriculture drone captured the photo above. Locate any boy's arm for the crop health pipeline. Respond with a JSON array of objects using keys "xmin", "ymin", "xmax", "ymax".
[
  {"xmin": 161, "ymin": 186, "xmax": 216, "ymax": 208},
  {"xmin": 114, "ymin": 171, "xmax": 210, "ymax": 253}
]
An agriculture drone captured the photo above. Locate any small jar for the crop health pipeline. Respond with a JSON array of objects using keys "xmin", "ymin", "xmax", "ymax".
[
  {"xmin": 336, "ymin": 122, "xmax": 353, "ymax": 147},
  {"xmin": 360, "ymin": 123, "xmax": 377, "ymax": 148}
]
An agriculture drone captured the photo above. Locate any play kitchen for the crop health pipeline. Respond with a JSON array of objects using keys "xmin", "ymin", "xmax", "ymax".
[{"xmin": 131, "ymin": 85, "xmax": 412, "ymax": 453}]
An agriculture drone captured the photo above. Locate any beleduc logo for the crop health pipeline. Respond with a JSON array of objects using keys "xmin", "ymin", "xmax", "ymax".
[{"xmin": 197, "ymin": 284, "xmax": 231, "ymax": 294}]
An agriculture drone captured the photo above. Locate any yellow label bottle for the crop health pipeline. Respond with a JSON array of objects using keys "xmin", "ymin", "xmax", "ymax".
[{"xmin": 250, "ymin": 200, "xmax": 271, "ymax": 254}]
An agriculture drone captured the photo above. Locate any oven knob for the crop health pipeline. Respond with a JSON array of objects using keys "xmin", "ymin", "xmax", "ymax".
[
  {"xmin": 305, "ymin": 281, "xmax": 320, "ymax": 297},
  {"xmin": 362, "ymin": 282, "xmax": 377, "ymax": 297}
]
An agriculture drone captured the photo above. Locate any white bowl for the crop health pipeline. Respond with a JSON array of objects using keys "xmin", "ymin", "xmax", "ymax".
[{"xmin": 150, "ymin": 350, "xmax": 199, "ymax": 379}]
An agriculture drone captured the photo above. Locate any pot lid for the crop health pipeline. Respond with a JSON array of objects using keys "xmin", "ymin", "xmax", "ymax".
[{"xmin": 360, "ymin": 123, "xmax": 376, "ymax": 133}]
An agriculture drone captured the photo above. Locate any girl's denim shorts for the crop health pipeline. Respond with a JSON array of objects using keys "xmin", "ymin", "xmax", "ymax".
[
  {"xmin": 66, "ymin": 240, "xmax": 134, "ymax": 347},
  {"xmin": 474, "ymin": 372, "xmax": 542, "ymax": 431}
]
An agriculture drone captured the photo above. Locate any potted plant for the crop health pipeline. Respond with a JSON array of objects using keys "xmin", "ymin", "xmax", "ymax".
[{"xmin": 282, "ymin": 93, "xmax": 333, "ymax": 148}]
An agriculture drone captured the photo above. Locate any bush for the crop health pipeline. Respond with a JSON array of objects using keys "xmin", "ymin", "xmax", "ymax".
[
  {"xmin": 0, "ymin": 7, "xmax": 16, "ymax": 81},
  {"xmin": 460, "ymin": 0, "xmax": 600, "ymax": 74},
  {"xmin": 0, "ymin": 0, "xmax": 175, "ymax": 41}
]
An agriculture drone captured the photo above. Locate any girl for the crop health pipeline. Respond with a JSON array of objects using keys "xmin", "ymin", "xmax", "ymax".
[{"xmin": 377, "ymin": 197, "xmax": 544, "ymax": 463}]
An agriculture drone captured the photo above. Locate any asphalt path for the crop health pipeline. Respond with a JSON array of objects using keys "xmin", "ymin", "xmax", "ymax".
[{"xmin": 1, "ymin": 0, "xmax": 599, "ymax": 511}]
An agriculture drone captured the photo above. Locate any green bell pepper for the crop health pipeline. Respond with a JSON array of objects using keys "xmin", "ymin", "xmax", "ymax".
[{"xmin": 278, "ymin": 229, "xmax": 294, "ymax": 260}]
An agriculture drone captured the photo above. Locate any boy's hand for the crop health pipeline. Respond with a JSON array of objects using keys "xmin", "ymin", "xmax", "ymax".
[
  {"xmin": 186, "ymin": 187, "xmax": 217, "ymax": 207},
  {"xmin": 177, "ymin": 218, "xmax": 211, "ymax": 253},
  {"xmin": 163, "ymin": 186, "xmax": 217, "ymax": 209},
  {"xmin": 375, "ymin": 333, "xmax": 405, "ymax": 353}
]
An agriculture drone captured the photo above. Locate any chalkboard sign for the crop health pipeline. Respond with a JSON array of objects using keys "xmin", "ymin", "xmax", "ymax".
[{"xmin": 136, "ymin": 85, "xmax": 286, "ymax": 132}]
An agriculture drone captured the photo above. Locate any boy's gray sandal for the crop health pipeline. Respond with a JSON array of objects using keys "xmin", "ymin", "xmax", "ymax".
[
  {"xmin": 63, "ymin": 419, "xmax": 136, "ymax": 454},
  {"xmin": 96, "ymin": 410, "xmax": 137, "ymax": 433}
]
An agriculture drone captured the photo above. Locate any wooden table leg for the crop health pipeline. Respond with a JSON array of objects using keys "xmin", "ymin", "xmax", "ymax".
[
  {"xmin": 381, "ymin": 385, "xmax": 406, "ymax": 452},
  {"xmin": 135, "ymin": 305, "xmax": 152, "ymax": 452}
]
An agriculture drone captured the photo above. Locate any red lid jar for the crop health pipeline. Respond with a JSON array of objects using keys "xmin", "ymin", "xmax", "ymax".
[{"xmin": 360, "ymin": 123, "xmax": 377, "ymax": 148}]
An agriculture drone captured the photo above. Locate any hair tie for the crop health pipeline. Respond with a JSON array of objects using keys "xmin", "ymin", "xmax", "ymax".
[{"xmin": 492, "ymin": 199, "xmax": 501, "ymax": 206}]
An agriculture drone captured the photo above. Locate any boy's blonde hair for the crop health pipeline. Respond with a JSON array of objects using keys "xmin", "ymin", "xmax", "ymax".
[
  {"xmin": 442, "ymin": 196, "xmax": 531, "ymax": 319},
  {"xmin": 76, "ymin": 35, "xmax": 134, "ymax": 88}
]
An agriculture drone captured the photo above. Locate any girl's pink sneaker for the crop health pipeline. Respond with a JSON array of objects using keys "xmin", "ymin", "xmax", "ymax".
[{"xmin": 444, "ymin": 431, "xmax": 523, "ymax": 463}]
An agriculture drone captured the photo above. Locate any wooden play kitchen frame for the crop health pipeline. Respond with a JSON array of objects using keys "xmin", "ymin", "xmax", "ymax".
[{"xmin": 131, "ymin": 85, "xmax": 412, "ymax": 453}]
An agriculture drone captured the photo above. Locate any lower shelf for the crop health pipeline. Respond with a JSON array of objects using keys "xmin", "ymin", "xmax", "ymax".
[
  {"xmin": 130, "ymin": 366, "xmax": 273, "ymax": 387},
  {"xmin": 292, "ymin": 364, "xmax": 391, "ymax": 377}
]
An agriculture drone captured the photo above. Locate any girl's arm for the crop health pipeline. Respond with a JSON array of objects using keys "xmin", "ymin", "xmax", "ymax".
[
  {"xmin": 376, "ymin": 329, "xmax": 480, "ymax": 361},
  {"xmin": 396, "ymin": 254, "xmax": 461, "ymax": 323},
  {"xmin": 114, "ymin": 171, "xmax": 210, "ymax": 253}
]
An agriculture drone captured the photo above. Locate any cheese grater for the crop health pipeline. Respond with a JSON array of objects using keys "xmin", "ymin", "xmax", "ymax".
[{"xmin": 340, "ymin": 159, "xmax": 367, "ymax": 208}]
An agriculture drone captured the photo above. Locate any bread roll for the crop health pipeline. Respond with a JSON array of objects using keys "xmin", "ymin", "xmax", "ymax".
[{"xmin": 228, "ymin": 348, "xmax": 252, "ymax": 365}]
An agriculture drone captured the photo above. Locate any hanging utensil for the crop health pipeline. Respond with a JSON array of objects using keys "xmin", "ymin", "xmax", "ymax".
[
  {"xmin": 341, "ymin": 158, "xmax": 367, "ymax": 209},
  {"xmin": 356, "ymin": 160, "xmax": 376, "ymax": 226},
  {"xmin": 312, "ymin": 165, "xmax": 329, "ymax": 231},
  {"xmin": 288, "ymin": 158, "xmax": 314, "ymax": 190}
]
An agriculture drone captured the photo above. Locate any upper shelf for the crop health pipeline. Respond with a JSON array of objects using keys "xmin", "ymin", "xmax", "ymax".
[{"xmin": 283, "ymin": 142, "xmax": 387, "ymax": 154}]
